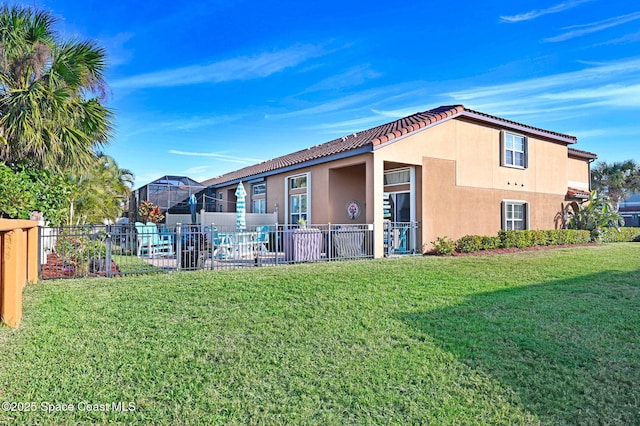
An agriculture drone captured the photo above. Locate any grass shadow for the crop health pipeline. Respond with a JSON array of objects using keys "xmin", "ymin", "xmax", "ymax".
[{"xmin": 399, "ymin": 269, "xmax": 640, "ymax": 425}]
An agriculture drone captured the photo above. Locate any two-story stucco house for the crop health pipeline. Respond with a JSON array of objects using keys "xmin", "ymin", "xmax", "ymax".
[{"xmin": 202, "ymin": 105, "xmax": 596, "ymax": 257}]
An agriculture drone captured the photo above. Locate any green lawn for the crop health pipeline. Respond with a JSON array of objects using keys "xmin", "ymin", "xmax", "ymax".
[{"xmin": 1, "ymin": 243, "xmax": 639, "ymax": 425}]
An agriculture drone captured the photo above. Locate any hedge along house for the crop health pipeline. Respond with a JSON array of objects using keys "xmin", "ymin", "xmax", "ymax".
[{"xmin": 202, "ymin": 105, "xmax": 596, "ymax": 257}]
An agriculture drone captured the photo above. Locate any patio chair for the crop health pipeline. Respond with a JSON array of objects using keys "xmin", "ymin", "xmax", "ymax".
[
  {"xmin": 211, "ymin": 228, "xmax": 232, "ymax": 259},
  {"xmin": 136, "ymin": 222, "xmax": 174, "ymax": 257},
  {"xmin": 396, "ymin": 225, "xmax": 409, "ymax": 254},
  {"xmin": 385, "ymin": 224, "xmax": 409, "ymax": 255},
  {"xmin": 255, "ymin": 225, "xmax": 270, "ymax": 253}
]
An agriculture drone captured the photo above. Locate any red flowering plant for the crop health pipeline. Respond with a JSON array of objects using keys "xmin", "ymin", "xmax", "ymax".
[{"xmin": 138, "ymin": 200, "xmax": 164, "ymax": 224}]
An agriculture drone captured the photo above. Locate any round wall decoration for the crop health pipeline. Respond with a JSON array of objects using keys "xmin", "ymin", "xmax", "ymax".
[{"xmin": 345, "ymin": 200, "xmax": 361, "ymax": 220}]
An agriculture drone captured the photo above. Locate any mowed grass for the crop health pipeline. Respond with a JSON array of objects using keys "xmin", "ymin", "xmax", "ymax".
[{"xmin": 0, "ymin": 244, "xmax": 638, "ymax": 425}]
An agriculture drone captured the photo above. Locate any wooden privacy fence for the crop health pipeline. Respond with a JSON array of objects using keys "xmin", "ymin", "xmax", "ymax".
[{"xmin": 0, "ymin": 219, "xmax": 39, "ymax": 328}]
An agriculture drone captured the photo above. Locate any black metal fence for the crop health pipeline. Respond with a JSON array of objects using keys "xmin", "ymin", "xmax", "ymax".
[{"xmin": 39, "ymin": 223, "xmax": 379, "ymax": 279}]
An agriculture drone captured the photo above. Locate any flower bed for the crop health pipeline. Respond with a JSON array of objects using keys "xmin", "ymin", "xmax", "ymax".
[{"xmin": 41, "ymin": 253, "xmax": 120, "ymax": 280}]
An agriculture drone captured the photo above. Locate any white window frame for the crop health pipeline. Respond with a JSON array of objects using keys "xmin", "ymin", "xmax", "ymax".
[
  {"xmin": 252, "ymin": 198, "xmax": 266, "ymax": 214},
  {"xmin": 502, "ymin": 200, "xmax": 529, "ymax": 230},
  {"xmin": 289, "ymin": 193, "xmax": 308, "ymax": 225},
  {"xmin": 501, "ymin": 131, "xmax": 528, "ymax": 169},
  {"xmin": 384, "ymin": 168, "xmax": 411, "ymax": 186},
  {"xmin": 285, "ymin": 172, "xmax": 310, "ymax": 225},
  {"xmin": 289, "ymin": 175, "xmax": 308, "ymax": 190},
  {"xmin": 250, "ymin": 182, "xmax": 267, "ymax": 214},
  {"xmin": 252, "ymin": 183, "xmax": 266, "ymax": 195}
]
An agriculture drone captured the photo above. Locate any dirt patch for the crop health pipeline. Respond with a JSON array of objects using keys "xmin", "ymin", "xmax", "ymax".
[{"xmin": 41, "ymin": 253, "xmax": 120, "ymax": 280}]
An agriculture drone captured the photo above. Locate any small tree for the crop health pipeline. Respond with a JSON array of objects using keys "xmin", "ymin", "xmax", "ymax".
[
  {"xmin": 567, "ymin": 191, "xmax": 624, "ymax": 241},
  {"xmin": 138, "ymin": 200, "xmax": 164, "ymax": 224},
  {"xmin": 591, "ymin": 160, "xmax": 640, "ymax": 209}
]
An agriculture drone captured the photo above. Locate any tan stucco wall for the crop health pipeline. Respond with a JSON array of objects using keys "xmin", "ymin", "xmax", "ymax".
[
  {"xmin": 375, "ymin": 118, "xmax": 573, "ymax": 196},
  {"xmin": 328, "ymin": 163, "xmax": 367, "ymax": 224},
  {"xmin": 243, "ymin": 154, "xmax": 371, "ymax": 224},
  {"xmin": 421, "ymin": 157, "xmax": 567, "ymax": 248},
  {"xmin": 568, "ymin": 156, "xmax": 591, "ymax": 190}
]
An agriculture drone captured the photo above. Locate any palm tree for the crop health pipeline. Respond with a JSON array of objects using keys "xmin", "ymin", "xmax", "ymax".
[
  {"xmin": 0, "ymin": 5, "xmax": 111, "ymax": 170},
  {"xmin": 67, "ymin": 154, "xmax": 134, "ymax": 225},
  {"xmin": 591, "ymin": 160, "xmax": 640, "ymax": 209}
]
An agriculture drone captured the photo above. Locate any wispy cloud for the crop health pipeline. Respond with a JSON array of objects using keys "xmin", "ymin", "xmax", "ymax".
[
  {"xmin": 446, "ymin": 57, "xmax": 640, "ymax": 101},
  {"xmin": 302, "ymin": 102, "xmax": 455, "ymax": 135},
  {"xmin": 304, "ymin": 115, "xmax": 386, "ymax": 134},
  {"xmin": 444, "ymin": 57, "xmax": 640, "ymax": 117},
  {"xmin": 112, "ymin": 44, "xmax": 328, "ymax": 89},
  {"xmin": 160, "ymin": 114, "xmax": 245, "ymax": 131},
  {"xmin": 301, "ymin": 65, "xmax": 382, "ymax": 94},
  {"xmin": 595, "ymin": 30, "xmax": 640, "ymax": 46},
  {"xmin": 545, "ymin": 11, "xmax": 640, "ymax": 42},
  {"xmin": 268, "ymin": 84, "xmax": 418, "ymax": 120},
  {"xmin": 370, "ymin": 105, "xmax": 440, "ymax": 119},
  {"xmin": 169, "ymin": 150, "xmax": 263, "ymax": 165},
  {"xmin": 565, "ymin": 126, "xmax": 640, "ymax": 139},
  {"xmin": 500, "ymin": 0, "xmax": 594, "ymax": 23},
  {"xmin": 540, "ymin": 83, "xmax": 640, "ymax": 105},
  {"xmin": 100, "ymin": 32, "xmax": 135, "ymax": 67},
  {"xmin": 267, "ymin": 90, "xmax": 385, "ymax": 120},
  {"xmin": 183, "ymin": 165, "xmax": 211, "ymax": 174}
]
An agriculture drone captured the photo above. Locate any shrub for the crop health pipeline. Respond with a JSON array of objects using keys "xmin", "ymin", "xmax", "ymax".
[
  {"xmin": 600, "ymin": 227, "xmax": 640, "ymax": 243},
  {"xmin": 456, "ymin": 235, "xmax": 483, "ymax": 253},
  {"xmin": 499, "ymin": 229, "xmax": 590, "ymax": 248},
  {"xmin": 0, "ymin": 162, "xmax": 70, "ymax": 225},
  {"xmin": 567, "ymin": 191, "xmax": 624, "ymax": 241},
  {"xmin": 456, "ymin": 235, "xmax": 503, "ymax": 253},
  {"xmin": 138, "ymin": 200, "xmax": 164, "ymax": 224},
  {"xmin": 530, "ymin": 230, "xmax": 550, "ymax": 246},
  {"xmin": 55, "ymin": 234, "xmax": 107, "ymax": 274},
  {"xmin": 432, "ymin": 236, "xmax": 456, "ymax": 255},
  {"xmin": 481, "ymin": 236, "xmax": 502, "ymax": 250},
  {"xmin": 499, "ymin": 230, "xmax": 533, "ymax": 248}
]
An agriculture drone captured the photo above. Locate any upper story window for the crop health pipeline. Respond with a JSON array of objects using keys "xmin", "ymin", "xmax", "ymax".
[
  {"xmin": 384, "ymin": 168, "xmax": 411, "ymax": 186},
  {"xmin": 251, "ymin": 182, "xmax": 266, "ymax": 214},
  {"xmin": 289, "ymin": 175, "xmax": 307, "ymax": 190},
  {"xmin": 252, "ymin": 183, "xmax": 266, "ymax": 195},
  {"xmin": 502, "ymin": 132, "xmax": 527, "ymax": 168},
  {"xmin": 287, "ymin": 173, "xmax": 310, "ymax": 225}
]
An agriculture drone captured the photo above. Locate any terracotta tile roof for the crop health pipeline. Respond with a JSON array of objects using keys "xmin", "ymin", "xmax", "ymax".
[
  {"xmin": 568, "ymin": 147, "xmax": 598, "ymax": 160},
  {"xmin": 203, "ymin": 104, "xmax": 580, "ymax": 187},
  {"xmin": 567, "ymin": 187, "xmax": 590, "ymax": 199},
  {"xmin": 462, "ymin": 108, "xmax": 578, "ymax": 143}
]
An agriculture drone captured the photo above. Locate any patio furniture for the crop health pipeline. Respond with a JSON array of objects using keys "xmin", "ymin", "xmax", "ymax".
[
  {"xmin": 395, "ymin": 226, "xmax": 409, "ymax": 254},
  {"xmin": 232, "ymin": 231, "xmax": 259, "ymax": 258},
  {"xmin": 212, "ymin": 229, "xmax": 232, "ymax": 259},
  {"xmin": 384, "ymin": 223, "xmax": 410, "ymax": 255},
  {"xmin": 284, "ymin": 228, "xmax": 322, "ymax": 262},
  {"xmin": 333, "ymin": 226, "xmax": 364, "ymax": 258},
  {"xmin": 135, "ymin": 222, "xmax": 174, "ymax": 257},
  {"xmin": 255, "ymin": 225, "xmax": 270, "ymax": 253}
]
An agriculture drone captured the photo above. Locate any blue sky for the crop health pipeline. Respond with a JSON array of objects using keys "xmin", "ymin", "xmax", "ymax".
[{"xmin": 35, "ymin": 0, "xmax": 640, "ymax": 187}]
